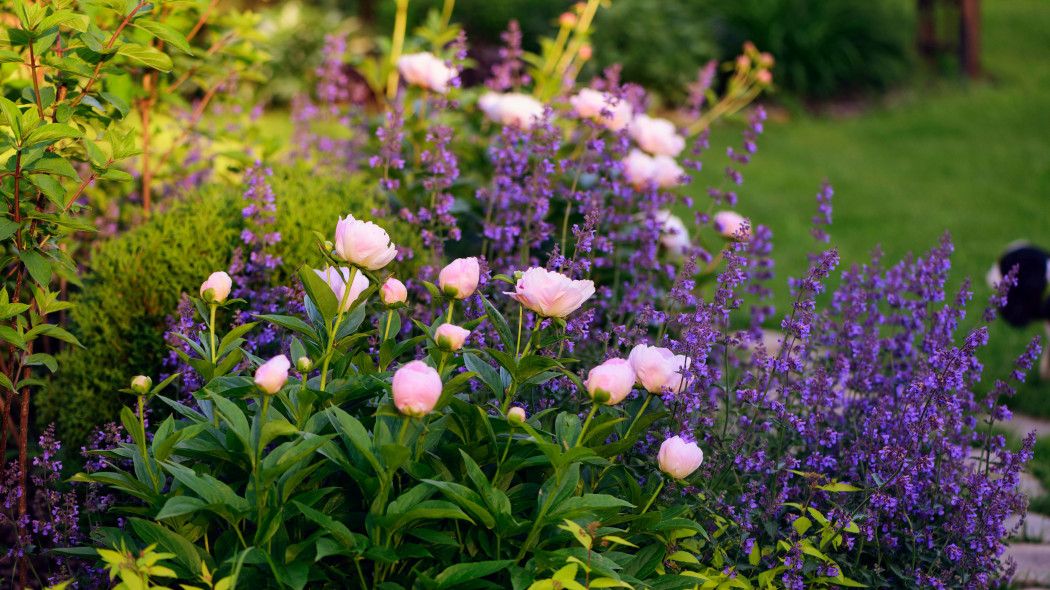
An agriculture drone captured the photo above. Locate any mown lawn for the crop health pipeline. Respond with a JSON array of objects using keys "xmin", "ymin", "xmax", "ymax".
[{"xmin": 685, "ymin": 0, "xmax": 1050, "ymax": 415}]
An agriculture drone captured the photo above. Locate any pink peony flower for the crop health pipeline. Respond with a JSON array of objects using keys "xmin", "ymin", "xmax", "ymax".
[
  {"xmin": 397, "ymin": 52, "xmax": 455, "ymax": 94},
  {"xmin": 255, "ymin": 355, "xmax": 291, "ymax": 394},
  {"xmin": 334, "ymin": 215, "xmax": 398, "ymax": 270},
  {"xmin": 629, "ymin": 114, "xmax": 685, "ymax": 157},
  {"xmin": 570, "ymin": 89, "xmax": 632, "ymax": 131},
  {"xmin": 314, "ymin": 267, "xmax": 370, "ymax": 312},
  {"xmin": 380, "ymin": 277, "xmax": 408, "ymax": 307},
  {"xmin": 438, "ymin": 257, "xmax": 481, "ymax": 299},
  {"xmin": 505, "ymin": 267, "xmax": 595, "ymax": 318},
  {"xmin": 200, "ymin": 271, "xmax": 232, "ymax": 303},
  {"xmin": 435, "ymin": 323, "xmax": 470, "ymax": 351},
  {"xmin": 478, "ymin": 92, "xmax": 546, "ymax": 128},
  {"xmin": 628, "ymin": 344, "xmax": 691, "ymax": 394},
  {"xmin": 585, "ymin": 358, "xmax": 636, "ymax": 405},
  {"xmin": 657, "ymin": 210, "xmax": 691, "ymax": 256},
  {"xmin": 392, "ymin": 360, "xmax": 443, "ymax": 417},
  {"xmin": 712, "ymin": 211, "xmax": 750, "ymax": 241},
  {"xmin": 657, "ymin": 436, "xmax": 704, "ymax": 479},
  {"xmin": 622, "ymin": 149, "xmax": 683, "ymax": 190}
]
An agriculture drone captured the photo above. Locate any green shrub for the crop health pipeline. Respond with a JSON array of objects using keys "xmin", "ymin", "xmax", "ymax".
[
  {"xmin": 589, "ymin": 0, "xmax": 719, "ymax": 104},
  {"xmin": 37, "ymin": 166, "xmax": 401, "ymax": 448},
  {"xmin": 713, "ymin": 0, "xmax": 914, "ymax": 98}
]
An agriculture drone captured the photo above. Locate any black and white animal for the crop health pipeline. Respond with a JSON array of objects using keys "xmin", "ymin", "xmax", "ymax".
[{"xmin": 986, "ymin": 241, "xmax": 1050, "ymax": 379}]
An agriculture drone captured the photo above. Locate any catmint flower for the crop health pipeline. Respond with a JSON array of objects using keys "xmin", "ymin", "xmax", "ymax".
[{"xmin": 200, "ymin": 271, "xmax": 232, "ymax": 303}]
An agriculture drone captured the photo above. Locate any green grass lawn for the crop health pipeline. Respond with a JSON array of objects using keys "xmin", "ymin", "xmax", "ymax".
[{"xmin": 685, "ymin": 0, "xmax": 1050, "ymax": 415}]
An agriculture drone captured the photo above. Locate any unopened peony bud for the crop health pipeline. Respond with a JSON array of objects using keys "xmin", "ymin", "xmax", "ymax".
[
  {"xmin": 381, "ymin": 277, "xmax": 408, "ymax": 307},
  {"xmin": 435, "ymin": 323, "xmax": 470, "ymax": 351},
  {"xmin": 392, "ymin": 360, "xmax": 443, "ymax": 417},
  {"xmin": 296, "ymin": 356, "xmax": 313, "ymax": 373},
  {"xmin": 712, "ymin": 211, "xmax": 751, "ymax": 241},
  {"xmin": 585, "ymin": 358, "xmax": 636, "ymax": 405},
  {"xmin": 438, "ymin": 257, "xmax": 480, "ymax": 299},
  {"xmin": 255, "ymin": 355, "xmax": 290, "ymax": 394},
  {"xmin": 200, "ymin": 271, "xmax": 232, "ymax": 303},
  {"xmin": 578, "ymin": 45, "xmax": 593, "ymax": 60},
  {"xmin": 131, "ymin": 375, "xmax": 152, "ymax": 395},
  {"xmin": 657, "ymin": 436, "xmax": 704, "ymax": 479},
  {"xmin": 508, "ymin": 406, "xmax": 526, "ymax": 424},
  {"xmin": 756, "ymin": 70, "xmax": 773, "ymax": 85},
  {"xmin": 559, "ymin": 12, "xmax": 577, "ymax": 27},
  {"xmin": 736, "ymin": 54, "xmax": 752, "ymax": 69},
  {"xmin": 759, "ymin": 52, "xmax": 775, "ymax": 68}
]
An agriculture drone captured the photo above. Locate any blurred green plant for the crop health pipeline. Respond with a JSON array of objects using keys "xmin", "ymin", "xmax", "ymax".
[{"xmin": 713, "ymin": 0, "xmax": 913, "ymax": 99}]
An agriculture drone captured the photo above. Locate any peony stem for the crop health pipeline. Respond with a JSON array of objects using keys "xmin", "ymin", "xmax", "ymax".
[
  {"xmin": 640, "ymin": 479, "xmax": 665, "ymax": 515},
  {"xmin": 319, "ymin": 267, "xmax": 358, "ymax": 392},
  {"xmin": 574, "ymin": 404, "xmax": 598, "ymax": 447},
  {"xmin": 208, "ymin": 303, "xmax": 218, "ymax": 364}
]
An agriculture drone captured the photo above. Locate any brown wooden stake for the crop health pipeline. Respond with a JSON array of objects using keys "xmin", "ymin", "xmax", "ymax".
[{"xmin": 959, "ymin": 0, "xmax": 981, "ymax": 79}]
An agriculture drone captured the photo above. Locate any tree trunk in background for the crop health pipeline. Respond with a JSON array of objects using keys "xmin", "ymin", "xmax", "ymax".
[{"xmin": 959, "ymin": 0, "xmax": 981, "ymax": 79}]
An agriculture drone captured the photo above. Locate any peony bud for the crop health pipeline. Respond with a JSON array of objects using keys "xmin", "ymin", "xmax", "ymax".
[
  {"xmin": 585, "ymin": 358, "xmax": 636, "ymax": 405},
  {"xmin": 200, "ymin": 271, "xmax": 232, "ymax": 303},
  {"xmin": 508, "ymin": 406, "xmax": 526, "ymax": 424},
  {"xmin": 657, "ymin": 436, "xmax": 704, "ymax": 479},
  {"xmin": 314, "ymin": 267, "xmax": 370, "ymax": 312},
  {"xmin": 656, "ymin": 210, "xmax": 690, "ymax": 257},
  {"xmin": 578, "ymin": 44, "xmax": 593, "ymax": 60},
  {"xmin": 756, "ymin": 69, "xmax": 773, "ymax": 85},
  {"xmin": 438, "ymin": 257, "xmax": 481, "ymax": 299},
  {"xmin": 131, "ymin": 375, "xmax": 152, "ymax": 395},
  {"xmin": 628, "ymin": 344, "xmax": 690, "ymax": 394},
  {"xmin": 712, "ymin": 211, "xmax": 750, "ymax": 241},
  {"xmin": 334, "ymin": 215, "xmax": 398, "ymax": 270},
  {"xmin": 736, "ymin": 54, "xmax": 752, "ymax": 69},
  {"xmin": 392, "ymin": 360, "xmax": 443, "ymax": 417},
  {"xmin": 380, "ymin": 277, "xmax": 408, "ymax": 307},
  {"xmin": 296, "ymin": 356, "xmax": 313, "ymax": 373},
  {"xmin": 559, "ymin": 12, "xmax": 577, "ymax": 28},
  {"xmin": 505, "ymin": 267, "xmax": 595, "ymax": 318},
  {"xmin": 759, "ymin": 52, "xmax": 775, "ymax": 68},
  {"xmin": 255, "ymin": 355, "xmax": 290, "ymax": 394},
  {"xmin": 435, "ymin": 323, "xmax": 470, "ymax": 352}
]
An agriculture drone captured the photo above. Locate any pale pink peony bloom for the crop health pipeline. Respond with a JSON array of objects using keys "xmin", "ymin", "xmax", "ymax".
[
  {"xmin": 255, "ymin": 355, "xmax": 291, "ymax": 394},
  {"xmin": 622, "ymin": 149, "xmax": 683, "ymax": 190},
  {"xmin": 585, "ymin": 358, "xmax": 636, "ymax": 405},
  {"xmin": 570, "ymin": 89, "xmax": 632, "ymax": 131},
  {"xmin": 478, "ymin": 92, "xmax": 546, "ymax": 128},
  {"xmin": 397, "ymin": 52, "xmax": 455, "ymax": 94},
  {"xmin": 508, "ymin": 406, "xmax": 527, "ymax": 424},
  {"xmin": 628, "ymin": 344, "xmax": 691, "ymax": 394},
  {"xmin": 505, "ymin": 267, "xmax": 595, "ymax": 318},
  {"xmin": 656, "ymin": 210, "xmax": 691, "ymax": 256},
  {"xmin": 314, "ymin": 267, "xmax": 370, "ymax": 312},
  {"xmin": 435, "ymin": 323, "xmax": 470, "ymax": 351},
  {"xmin": 657, "ymin": 436, "xmax": 704, "ymax": 479},
  {"xmin": 438, "ymin": 257, "xmax": 481, "ymax": 299},
  {"xmin": 392, "ymin": 360, "xmax": 443, "ymax": 417},
  {"xmin": 712, "ymin": 211, "xmax": 750, "ymax": 241},
  {"xmin": 200, "ymin": 271, "xmax": 232, "ymax": 303},
  {"xmin": 629, "ymin": 114, "xmax": 685, "ymax": 157},
  {"xmin": 380, "ymin": 277, "xmax": 408, "ymax": 307},
  {"xmin": 334, "ymin": 215, "xmax": 398, "ymax": 270}
]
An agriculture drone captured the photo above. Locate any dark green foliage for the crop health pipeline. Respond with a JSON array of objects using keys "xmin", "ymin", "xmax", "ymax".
[
  {"xmin": 714, "ymin": 0, "xmax": 913, "ymax": 98},
  {"xmin": 589, "ymin": 0, "xmax": 719, "ymax": 104},
  {"xmin": 376, "ymin": 0, "xmax": 568, "ymax": 48},
  {"xmin": 37, "ymin": 167, "xmax": 388, "ymax": 447}
]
